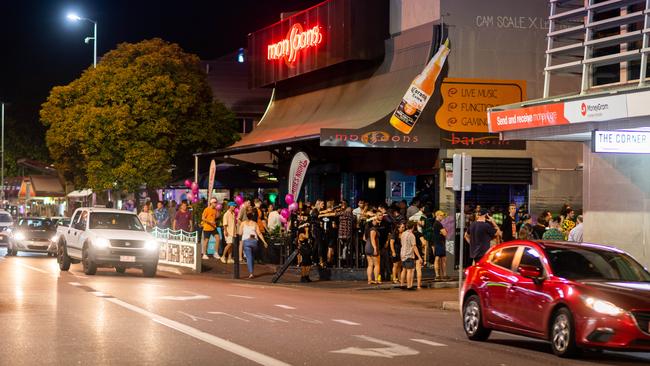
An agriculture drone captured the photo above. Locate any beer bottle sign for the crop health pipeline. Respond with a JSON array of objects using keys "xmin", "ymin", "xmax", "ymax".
[{"xmin": 390, "ymin": 39, "xmax": 450, "ymax": 134}]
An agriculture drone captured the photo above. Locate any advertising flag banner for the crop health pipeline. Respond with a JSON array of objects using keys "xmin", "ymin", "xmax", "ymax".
[
  {"xmin": 389, "ymin": 39, "xmax": 450, "ymax": 135},
  {"xmin": 288, "ymin": 152, "xmax": 310, "ymax": 199},
  {"xmin": 207, "ymin": 159, "xmax": 216, "ymax": 202}
]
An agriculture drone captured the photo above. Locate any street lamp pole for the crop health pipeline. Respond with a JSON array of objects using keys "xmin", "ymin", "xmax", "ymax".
[
  {"xmin": 1, "ymin": 102, "xmax": 4, "ymax": 202},
  {"xmin": 67, "ymin": 13, "xmax": 97, "ymax": 68}
]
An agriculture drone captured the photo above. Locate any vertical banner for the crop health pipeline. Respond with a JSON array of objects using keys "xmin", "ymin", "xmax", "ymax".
[
  {"xmin": 389, "ymin": 39, "xmax": 450, "ymax": 135},
  {"xmin": 288, "ymin": 152, "xmax": 310, "ymax": 200},
  {"xmin": 207, "ymin": 159, "xmax": 216, "ymax": 202}
]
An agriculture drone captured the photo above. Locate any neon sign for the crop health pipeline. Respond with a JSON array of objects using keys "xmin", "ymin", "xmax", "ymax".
[{"xmin": 267, "ymin": 23, "xmax": 323, "ymax": 64}]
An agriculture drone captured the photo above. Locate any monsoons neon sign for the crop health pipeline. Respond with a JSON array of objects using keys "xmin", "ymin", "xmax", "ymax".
[{"xmin": 267, "ymin": 23, "xmax": 323, "ymax": 64}]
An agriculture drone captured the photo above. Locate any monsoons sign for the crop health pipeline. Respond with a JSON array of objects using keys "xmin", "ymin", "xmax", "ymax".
[{"xmin": 267, "ymin": 23, "xmax": 323, "ymax": 64}]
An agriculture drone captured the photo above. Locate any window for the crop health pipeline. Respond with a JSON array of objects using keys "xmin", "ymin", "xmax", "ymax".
[
  {"xmin": 519, "ymin": 247, "xmax": 543, "ymax": 271},
  {"xmin": 0, "ymin": 213, "xmax": 12, "ymax": 223},
  {"xmin": 490, "ymin": 246, "xmax": 518, "ymax": 271},
  {"xmin": 89, "ymin": 212, "xmax": 144, "ymax": 231},
  {"xmin": 545, "ymin": 247, "xmax": 650, "ymax": 282}
]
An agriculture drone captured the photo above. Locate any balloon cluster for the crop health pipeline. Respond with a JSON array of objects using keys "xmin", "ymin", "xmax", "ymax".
[
  {"xmin": 280, "ymin": 194, "xmax": 298, "ymax": 227},
  {"xmin": 184, "ymin": 179, "xmax": 200, "ymax": 203}
]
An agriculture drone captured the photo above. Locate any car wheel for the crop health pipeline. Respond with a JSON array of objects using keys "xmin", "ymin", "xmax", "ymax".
[
  {"xmin": 463, "ymin": 294, "xmax": 491, "ymax": 341},
  {"xmin": 115, "ymin": 265, "xmax": 126, "ymax": 274},
  {"xmin": 142, "ymin": 263, "xmax": 157, "ymax": 278},
  {"xmin": 550, "ymin": 307, "xmax": 580, "ymax": 357},
  {"xmin": 57, "ymin": 242, "xmax": 71, "ymax": 271},
  {"xmin": 82, "ymin": 245, "xmax": 97, "ymax": 275}
]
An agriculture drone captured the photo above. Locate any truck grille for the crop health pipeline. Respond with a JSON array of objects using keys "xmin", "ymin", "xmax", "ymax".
[
  {"xmin": 110, "ymin": 240, "xmax": 145, "ymax": 248},
  {"xmin": 632, "ymin": 311, "xmax": 650, "ymax": 335}
]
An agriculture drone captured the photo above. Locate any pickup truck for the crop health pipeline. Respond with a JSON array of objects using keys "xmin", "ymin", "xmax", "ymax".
[{"xmin": 56, "ymin": 207, "xmax": 160, "ymax": 277}]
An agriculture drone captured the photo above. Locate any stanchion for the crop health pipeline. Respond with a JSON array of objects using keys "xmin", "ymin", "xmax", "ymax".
[{"xmin": 233, "ymin": 234, "xmax": 240, "ymax": 279}]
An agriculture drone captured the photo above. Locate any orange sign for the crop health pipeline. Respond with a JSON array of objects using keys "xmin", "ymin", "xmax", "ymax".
[
  {"xmin": 488, "ymin": 103, "xmax": 568, "ymax": 132},
  {"xmin": 436, "ymin": 78, "xmax": 526, "ymax": 132}
]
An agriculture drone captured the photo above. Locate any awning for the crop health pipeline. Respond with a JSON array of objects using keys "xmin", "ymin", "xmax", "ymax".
[
  {"xmin": 67, "ymin": 189, "xmax": 93, "ymax": 198},
  {"xmin": 215, "ymin": 23, "xmax": 437, "ymax": 153},
  {"xmin": 19, "ymin": 176, "xmax": 65, "ymax": 198}
]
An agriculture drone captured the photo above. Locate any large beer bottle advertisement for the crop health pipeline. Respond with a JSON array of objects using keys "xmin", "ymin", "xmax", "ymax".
[{"xmin": 390, "ymin": 39, "xmax": 450, "ymax": 134}]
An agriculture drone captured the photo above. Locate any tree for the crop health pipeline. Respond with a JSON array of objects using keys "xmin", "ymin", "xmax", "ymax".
[{"xmin": 40, "ymin": 38, "xmax": 239, "ymax": 192}]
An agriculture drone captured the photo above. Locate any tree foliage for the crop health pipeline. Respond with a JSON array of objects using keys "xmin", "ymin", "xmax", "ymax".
[{"xmin": 40, "ymin": 38, "xmax": 239, "ymax": 192}]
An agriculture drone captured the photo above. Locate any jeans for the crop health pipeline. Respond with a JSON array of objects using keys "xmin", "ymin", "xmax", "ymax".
[{"xmin": 243, "ymin": 239, "xmax": 258, "ymax": 275}]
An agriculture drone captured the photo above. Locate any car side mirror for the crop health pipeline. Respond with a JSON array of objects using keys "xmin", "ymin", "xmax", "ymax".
[{"xmin": 518, "ymin": 265, "xmax": 543, "ymax": 283}]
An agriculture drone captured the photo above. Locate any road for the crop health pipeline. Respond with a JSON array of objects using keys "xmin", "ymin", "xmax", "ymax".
[{"xmin": 1, "ymin": 248, "xmax": 650, "ymax": 365}]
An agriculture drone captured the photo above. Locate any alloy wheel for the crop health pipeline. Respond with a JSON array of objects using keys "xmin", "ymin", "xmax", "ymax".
[
  {"xmin": 552, "ymin": 313, "xmax": 570, "ymax": 353},
  {"xmin": 464, "ymin": 300, "xmax": 480, "ymax": 335}
]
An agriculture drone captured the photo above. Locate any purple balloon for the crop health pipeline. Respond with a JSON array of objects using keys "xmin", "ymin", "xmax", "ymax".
[
  {"xmin": 288, "ymin": 202, "xmax": 298, "ymax": 212},
  {"xmin": 216, "ymin": 203, "xmax": 223, "ymax": 211},
  {"xmin": 280, "ymin": 208, "xmax": 290, "ymax": 219},
  {"xmin": 184, "ymin": 179, "xmax": 192, "ymax": 188},
  {"xmin": 192, "ymin": 197, "xmax": 199, "ymax": 203},
  {"xmin": 234, "ymin": 195, "xmax": 244, "ymax": 205},
  {"xmin": 280, "ymin": 216, "xmax": 287, "ymax": 224},
  {"xmin": 186, "ymin": 192, "xmax": 194, "ymax": 201},
  {"xmin": 284, "ymin": 194, "xmax": 294, "ymax": 205},
  {"xmin": 191, "ymin": 182, "xmax": 198, "ymax": 191}
]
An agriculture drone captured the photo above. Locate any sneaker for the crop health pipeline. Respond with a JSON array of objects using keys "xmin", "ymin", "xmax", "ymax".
[
  {"xmin": 227, "ymin": 258, "xmax": 234, "ymax": 264},
  {"xmin": 248, "ymin": 274, "xmax": 254, "ymax": 279},
  {"xmin": 202, "ymin": 255, "xmax": 209, "ymax": 260}
]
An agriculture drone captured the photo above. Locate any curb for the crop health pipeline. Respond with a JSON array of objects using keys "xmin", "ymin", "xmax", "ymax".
[
  {"xmin": 157, "ymin": 264, "xmax": 191, "ymax": 276},
  {"xmin": 442, "ymin": 301, "xmax": 460, "ymax": 311}
]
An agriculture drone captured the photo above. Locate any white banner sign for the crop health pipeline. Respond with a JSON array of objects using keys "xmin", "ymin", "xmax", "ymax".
[
  {"xmin": 207, "ymin": 159, "xmax": 216, "ymax": 202},
  {"xmin": 564, "ymin": 95, "xmax": 628, "ymax": 123},
  {"xmin": 288, "ymin": 152, "xmax": 310, "ymax": 199},
  {"xmin": 593, "ymin": 130, "xmax": 650, "ymax": 154}
]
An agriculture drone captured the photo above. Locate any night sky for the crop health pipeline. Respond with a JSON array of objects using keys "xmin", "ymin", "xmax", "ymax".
[{"xmin": 1, "ymin": 0, "xmax": 323, "ymax": 133}]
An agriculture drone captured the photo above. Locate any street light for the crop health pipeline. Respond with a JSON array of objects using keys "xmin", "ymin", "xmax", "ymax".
[{"xmin": 66, "ymin": 12, "xmax": 97, "ymax": 68}]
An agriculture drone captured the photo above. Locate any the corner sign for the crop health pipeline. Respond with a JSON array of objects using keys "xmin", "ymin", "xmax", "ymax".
[
  {"xmin": 267, "ymin": 23, "xmax": 323, "ymax": 64},
  {"xmin": 593, "ymin": 130, "xmax": 650, "ymax": 154}
]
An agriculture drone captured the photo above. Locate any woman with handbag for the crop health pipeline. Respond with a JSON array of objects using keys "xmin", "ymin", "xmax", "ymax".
[{"xmin": 238, "ymin": 211, "xmax": 268, "ymax": 279}]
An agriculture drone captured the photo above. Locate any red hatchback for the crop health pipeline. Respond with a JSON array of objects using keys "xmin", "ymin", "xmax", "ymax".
[{"xmin": 461, "ymin": 240, "xmax": 650, "ymax": 357}]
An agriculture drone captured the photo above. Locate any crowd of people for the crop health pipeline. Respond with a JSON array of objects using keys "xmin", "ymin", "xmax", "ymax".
[{"xmin": 124, "ymin": 196, "xmax": 583, "ymax": 285}]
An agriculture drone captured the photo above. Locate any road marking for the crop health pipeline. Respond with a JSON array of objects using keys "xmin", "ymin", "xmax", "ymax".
[
  {"xmin": 91, "ymin": 291, "xmax": 107, "ymax": 297},
  {"xmin": 332, "ymin": 319, "xmax": 361, "ymax": 326},
  {"xmin": 227, "ymin": 294, "xmax": 254, "ymax": 299},
  {"xmin": 158, "ymin": 294, "xmax": 210, "ymax": 301},
  {"xmin": 68, "ymin": 282, "xmax": 82, "ymax": 286},
  {"xmin": 331, "ymin": 335, "xmax": 419, "ymax": 358},
  {"xmin": 179, "ymin": 311, "xmax": 213, "ymax": 322},
  {"xmin": 242, "ymin": 312, "xmax": 289, "ymax": 323},
  {"xmin": 15, "ymin": 262, "xmax": 52, "ymax": 274},
  {"xmin": 104, "ymin": 297, "xmax": 291, "ymax": 366},
  {"xmin": 284, "ymin": 314, "xmax": 322, "ymax": 324},
  {"xmin": 410, "ymin": 339, "xmax": 447, "ymax": 347},
  {"xmin": 274, "ymin": 304, "xmax": 296, "ymax": 310},
  {"xmin": 208, "ymin": 312, "xmax": 250, "ymax": 322}
]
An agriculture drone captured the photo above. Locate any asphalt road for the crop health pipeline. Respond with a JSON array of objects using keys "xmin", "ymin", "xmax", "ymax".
[{"xmin": 1, "ymin": 248, "xmax": 650, "ymax": 366}]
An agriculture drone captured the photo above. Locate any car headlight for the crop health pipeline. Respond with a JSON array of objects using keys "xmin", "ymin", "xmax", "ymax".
[
  {"xmin": 93, "ymin": 237, "xmax": 111, "ymax": 249},
  {"xmin": 13, "ymin": 232, "xmax": 25, "ymax": 241},
  {"xmin": 145, "ymin": 240, "xmax": 159, "ymax": 251},
  {"xmin": 583, "ymin": 296, "xmax": 625, "ymax": 316}
]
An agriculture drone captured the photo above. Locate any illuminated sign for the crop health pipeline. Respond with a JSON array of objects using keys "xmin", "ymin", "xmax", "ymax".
[
  {"xmin": 267, "ymin": 23, "xmax": 323, "ymax": 64},
  {"xmin": 593, "ymin": 130, "xmax": 650, "ymax": 154}
]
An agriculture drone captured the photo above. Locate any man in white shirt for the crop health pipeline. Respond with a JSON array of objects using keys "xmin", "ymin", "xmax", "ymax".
[
  {"xmin": 406, "ymin": 200, "xmax": 420, "ymax": 219},
  {"xmin": 266, "ymin": 204, "xmax": 281, "ymax": 231},
  {"xmin": 567, "ymin": 215, "xmax": 583, "ymax": 242},
  {"xmin": 352, "ymin": 200, "xmax": 366, "ymax": 220}
]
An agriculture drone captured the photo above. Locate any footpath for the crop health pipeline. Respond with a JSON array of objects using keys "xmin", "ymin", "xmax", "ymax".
[{"xmin": 158, "ymin": 257, "xmax": 461, "ymax": 311}]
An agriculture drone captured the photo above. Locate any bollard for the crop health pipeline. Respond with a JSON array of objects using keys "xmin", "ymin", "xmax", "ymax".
[{"xmin": 233, "ymin": 235, "xmax": 240, "ymax": 279}]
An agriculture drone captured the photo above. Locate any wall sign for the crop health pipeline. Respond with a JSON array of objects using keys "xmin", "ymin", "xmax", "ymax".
[
  {"xmin": 267, "ymin": 24, "xmax": 323, "ymax": 65},
  {"xmin": 593, "ymin": 130, "xmax": 650, "ymax": 154}
]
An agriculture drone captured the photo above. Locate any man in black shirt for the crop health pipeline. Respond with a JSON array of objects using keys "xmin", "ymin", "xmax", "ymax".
[
  {"xmin": 469, "ymin": 208, "xmax": 501, "ymax": 263},
  {"xmin": 501, "ymin": 203, "xmax": 517, "ymax": 242}
]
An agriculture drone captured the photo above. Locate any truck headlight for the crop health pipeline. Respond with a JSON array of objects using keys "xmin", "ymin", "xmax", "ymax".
[
  {"xmin": 93, "ymin": 237, "xmax": 111, "ymax": 249},
  {"xmin": 145, "ymin": 240, "xmax": 159, "ymax": 251},
  {"xmin": 583, "ymin": 296, "xmax": 625, "ymax": 316},
  {"xmin": 14, "ymin": 232, "xmax": 25, "ymax": 241}
]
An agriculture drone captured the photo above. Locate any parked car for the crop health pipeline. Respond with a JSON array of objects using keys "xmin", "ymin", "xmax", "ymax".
[
  {"xmin": 56, "ymin": 208, "xmax": 159, "ymax": 277},
  {"xmin": 0, "ymin": 210, "xmax": 14, "ymax": 247},
  {"xmin": 6, "ymin": 217, "xmax": 56, "ymax": 255},
  {"xmin": 461, "ymin": 240, "xmax": 650, "ymax": 357},
  {"xmin": 47, "ymin": 217, "xmax": 71, "ymax": 257}
]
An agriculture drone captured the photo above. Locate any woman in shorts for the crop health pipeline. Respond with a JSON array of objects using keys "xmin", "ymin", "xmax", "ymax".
[
  {"xmin": 365, "ymin": 215, "xmax": 381, "ymax": 285},
  {"xmin": 389, "ymin": 223, "xmax": 405, "ymax": 284}
]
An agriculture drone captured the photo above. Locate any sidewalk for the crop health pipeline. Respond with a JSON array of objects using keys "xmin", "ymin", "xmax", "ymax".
[{"xmin": 158, "ymin": 257, "xmax": 462, "ymax": 310}]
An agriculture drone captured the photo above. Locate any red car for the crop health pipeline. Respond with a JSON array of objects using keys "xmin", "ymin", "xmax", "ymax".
[{"xmin": 461, "ymin": 240, "xmax": 650, "ymax": 357}]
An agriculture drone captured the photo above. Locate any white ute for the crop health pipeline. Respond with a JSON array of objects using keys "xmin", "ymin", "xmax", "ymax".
[{"xmin": 56, "ymin": 208, "xmax": 160, "ymax": 277}]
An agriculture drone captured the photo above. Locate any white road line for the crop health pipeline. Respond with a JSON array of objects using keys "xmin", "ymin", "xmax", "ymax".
[
  {"xmin": 15, "ymin": 262, "xmax": 53, "ymax": 275},
  {"xmin": 208, "ymin": 312, "xmax": 250, "ymax": 322},
  {"xmin": 179, "ymin": 311, "xmax": 213, "ymax": 322},
  {"xmin": 68, "ymin": 282, "xmax": 82, "ymax": 286},
  {"xmin": 284, "ymin": 314, "xmax": 323, "ymax": 324},
  {"xmin": 227, "ymin": 294, "xmax": 254, "ymax": 299},
  {"xmin": 242, "ymin": 312, "xmax": 289, "ymax": 323},
  {"xmin": 331, "ymin": 319, "xmax": 361, "ymax": 326},
  {"xmin": 91, "ymin": 291, "xmax": 107, "ymax": 297},
  {"xmin": 104, "ymin": 297, "xmax": 291, "ymax": 366},
  {"xmin": 274, "ymin": 304, "xmax": 296, "ymax": 310},
  {"xmin": 410, "ymin": 339, "xmax": 447, "ymax": 347}
]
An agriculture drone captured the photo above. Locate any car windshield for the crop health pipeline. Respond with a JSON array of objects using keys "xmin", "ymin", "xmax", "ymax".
[
  {"xmin": 17, "ymin": 218, "xmax": 53, "ymax": 230},
  {"xmin": 0, "ymin": 213, "xmax": 12, "ymax": 223},
  {"xmin": 545, "ymin": 246, "xmax": 650, "ymax": 282},
  {"xmin": 89, "ymin": 212, "xmax": 144, "ymax": 231}
]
